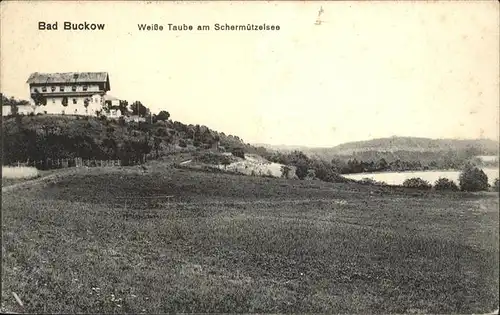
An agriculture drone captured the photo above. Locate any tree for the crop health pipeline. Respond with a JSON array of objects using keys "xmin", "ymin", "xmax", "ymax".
[
  {"xmin": 331, "ymin": 158, "xmax": 348, "ymax": 173},
  {"xmin": 377, "ymin": 158, "xmax": 388, "ymax": 171},
  {"xmin": 118, "ymin": 100, "xmax": 129, "ymax": 116},
  {"xmin": 231, "ymin": 147, "xmax": 245, "ymax": 159},
  {"xmin": 434, "ymin": 178, "xmax": 459, "ymax": 191},
  {"xmin": 306, "ymin": 169, "xmax": 316, "ymax": 180},
  {"xmin": 157, "ymin": 110, "xmax": 170, "ymax": 121},
  {"xmin": 221, "ymin": 157, "xmax": 231, "ymax": 170},
  {"xmin": 153, "ymin": 136, "xmax": 162, "ymax": 157},
  {"xmin": 118, "ymin": 116, "xmax": 126, "ymax": 126},
  {"xmin": 464, "ymin": 145, "xmax": 481, "ymax": 159},
  {"xmin": 131, "ymin": 101, "xmax": 149, "ymax": 117},
  {"xmin": 402, "ymin": 177, "xmax": 432, "ymax": 190},
  {"xmin": 178, "ymin": 139, "xmax": 187, "ymax": 148},
  {"xmin": 31, "ymin": 90, "xmax": 47, "ymax": 106},
  {"xmin": 459, "ymin": 164, "xmax": 489, "ymax": 191},
  {"xmin": 10, "ymin": 104, "xmax": 19, "ymax": 116},
  {"xmin": 62, "ymin": 96, "xmax": 68, "ymax": 107},
  {"xmin": 280, "ymin": 165, "xmax": 291, "ymax": 178}
]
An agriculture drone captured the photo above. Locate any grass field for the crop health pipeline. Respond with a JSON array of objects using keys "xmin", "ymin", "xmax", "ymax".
[{"xmin": 1, "ymin": 164, "xmax": 498, "ymax": 313}]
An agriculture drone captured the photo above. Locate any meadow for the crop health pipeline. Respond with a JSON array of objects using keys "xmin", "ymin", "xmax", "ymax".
[{"xmin": 1, "ymin": 164, "xmax": 498, "ymax": 313}]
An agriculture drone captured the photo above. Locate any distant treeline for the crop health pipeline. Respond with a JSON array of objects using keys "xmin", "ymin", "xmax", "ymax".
[
  {"xmin": 265, "ymin": 151, "xmax": 347, "ymax": 182},
  {"xmin": 265, "ymin": 148, "xmax": 498, "ymax": 178},
  {"xmin": 329, "ymin": 156, "xmax": 497, "ymax": 174},
  {"xmin": 1, "ymin": 94, "xmax": 30, "ymax": 106}
]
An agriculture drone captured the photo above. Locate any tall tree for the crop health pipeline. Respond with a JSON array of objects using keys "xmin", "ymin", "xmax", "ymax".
[
  {"xmin": 10, "ymin": 104, "xmax": 19, "ymax": 116},
  {"xmin": 157, "ymin": 110, "xmax": 170, "ymax": 121},
  {"xmin": 32, "ymin": 90, "xmax": 47, "ymax": 106},
  {"xmin": 131, "ymin": 101, "xmax": 149, "ymax": 117},
  {"xmin": 118, "ymin": 100, "xmax": 129, "ymax": 115}
]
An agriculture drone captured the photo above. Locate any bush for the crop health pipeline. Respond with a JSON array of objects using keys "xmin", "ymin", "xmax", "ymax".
[
  {"xmin": 193, "ymin": 152, "xmax": 232, "ymax": 165},
  {"xmin": 358, "ymin": 177, "xmax": 387, "ymax": 186},
  {"xmin": 492, "ymin": 178, "xmax": 499, "ymax": 192},
  {"xmin": 231, "ymin": 147, "xmax": 245, "ymax": 159},
  {"xmin": 459, "ymin": 165, "xmax": 489, "ymax": 191},
  {"xmin": 157, "ymin": 110, "xmax": 170, "ymax": 121},
  {"xmin": 118, "ymin": 116, "xmax": 126, "ymax": 126},
  {"xmin": 434, "ymin": 177, "xmax": 459, "ymax": 191},
  {"xmin": 178, "ymin": 139, "xmax": 187, "ymax": 148},
  {"xmin": 280, "ymin": 165, "xmax": 291, "ymax": 178},
  {"xmin": 402, "ymin": 177, "xmax": 432, "ymax": 190}
]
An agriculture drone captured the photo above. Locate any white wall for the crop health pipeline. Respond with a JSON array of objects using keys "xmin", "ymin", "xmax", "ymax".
[
  {"xmin": 41, "ymin": 95, "xmax": 103, "ymax": 116},
  {"xmin": 2, "ymin": 106, "xmax": 11, "ymax": 116},
  {"xmin": 106, "ymin": 108, "xmax": 123, "ymax": 119},
  {"xmin": 2, "ymin": 94, "xmax": 106, "ymax": 117},
  {"xmin": 2, "ymin": 105, "xmax": 36, "ymax": 116}
]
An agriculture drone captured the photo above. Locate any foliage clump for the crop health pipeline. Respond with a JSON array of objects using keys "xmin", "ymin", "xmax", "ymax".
[
  {"xmin": 402, "ymin": 177, "xmax": 432, "ymax": 190},
  {"xmin": 459, "ymin": 164, "xmax": 489, "ymax": 192},
  {"xmin": 358, "ymin": 177, "xmax": 387, "ymax": 186},
  {"xmin": 231, "ymin": 147, "xmax": 245, "ymax": 159},
  {"xmin": 434, "ymin": 178, "xmax": 459, "ymax": 191},
  {"xmin": 194, "ymin": 152, "xmax": 233, "ymax": 166},
  {"xmin": 493, "ymin": 178, "xmax": 499, "ymax": 192}
]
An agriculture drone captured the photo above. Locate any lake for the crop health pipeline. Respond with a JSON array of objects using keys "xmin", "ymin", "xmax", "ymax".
[{"xmin": 343, "ymin": 168, "xmax": 499, "ymax": 186}]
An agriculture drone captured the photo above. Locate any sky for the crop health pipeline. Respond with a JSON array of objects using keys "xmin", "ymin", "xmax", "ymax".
[{"xmin": 1, "ymin": 1, "xmax": 499, "ymax": 147}]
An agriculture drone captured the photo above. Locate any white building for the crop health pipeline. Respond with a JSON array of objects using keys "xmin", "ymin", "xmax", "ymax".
[
  {"xmin": 2, "ymin": 72, "xmax": 117, "ymax": 117},
  {"xmin": 102, "ymin": 94, "xmax": 123, "ymax": 119}
]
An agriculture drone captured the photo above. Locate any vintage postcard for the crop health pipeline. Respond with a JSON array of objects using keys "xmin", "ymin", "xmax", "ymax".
[{"xmin": 1, "ymin": 1, "xmax": 499, "ymax": 314}]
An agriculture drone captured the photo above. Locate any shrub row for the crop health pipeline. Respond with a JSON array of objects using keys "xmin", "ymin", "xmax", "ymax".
[
  {"xmin": 359, "ymin": 166, "xmax": 499, "ymax": 192},
  {"xmin": 401, "ymin": 166, "xmax": 497, "ymax": 192}
]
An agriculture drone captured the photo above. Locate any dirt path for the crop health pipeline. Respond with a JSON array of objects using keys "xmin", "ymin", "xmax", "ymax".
[{"xmin": 2, "ymin": 168, "xmax": 80, "ymax": 194}]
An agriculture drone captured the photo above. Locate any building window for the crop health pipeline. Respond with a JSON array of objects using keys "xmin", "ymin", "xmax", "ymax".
[
  {"xmin": 51, "ymin": 86, "xmax": 56, "ymax": 92},
  {"xmin": 74, "ymin": 109, "xmax": 78, "ymax": 113},
  {"xmin": 44, "ymin": 111, "xmax": 47, "ymax": 114},
  {"xmin": 62, "ymin": 110, "xmax": 65, "ymax": 115},
  {"xmin": 72, "ymin": 86, "xmax": 77, "ymax": 92},
  {"xmin": 42, "ymin": 87, "xmax": 47, "ymax": 92},
  {"xmin": 73, "ymin": 98, "xmax": 77, "ymax": 104},
  {"xmin": 59, "ymin": 86, "xmax": 64, "ymax": 92},
  {"xmin": 83, "ymin": 85, "xmax": 88, "ymax": 91},
  {"xmin": 52, "ymin": 98, "xmax": 55, "ymax": 104},
  {"xmin": 34, "ymin": 88, "xmax": 39, "ymax": 93}
]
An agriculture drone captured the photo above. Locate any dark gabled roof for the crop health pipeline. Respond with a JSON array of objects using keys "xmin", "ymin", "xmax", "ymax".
[{"xmin": 26, "ymin": 72, "xmax": 109, "ymax": 84}]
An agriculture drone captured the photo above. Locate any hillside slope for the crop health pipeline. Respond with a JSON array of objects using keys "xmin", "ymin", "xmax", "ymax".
[
  {"xmin": 1, "ymin": 115, "xmax": 269, "ymax": 165},
  {"xmin": 323, "ymin": 137, "xmax": 499, "ymax": 155}
]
